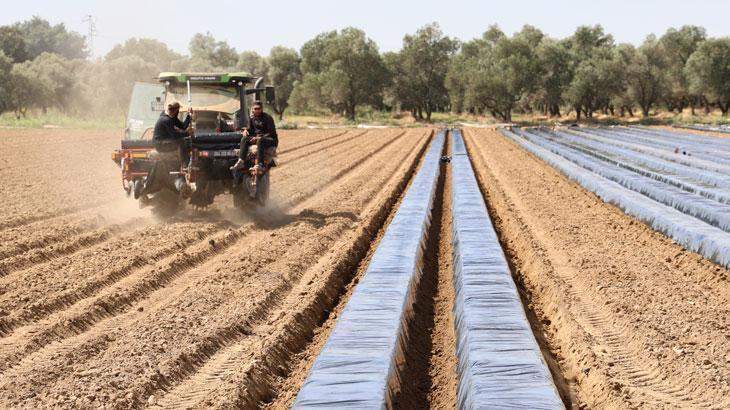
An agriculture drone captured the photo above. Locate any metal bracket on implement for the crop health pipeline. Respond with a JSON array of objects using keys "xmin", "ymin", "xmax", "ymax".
[
  {"xmin": 450, "ymin": 129, "xmax": 564, "ymax": 409},
  {"xmin": 293, "ymin": 130, "xmax": 446, "ymax": 408}
]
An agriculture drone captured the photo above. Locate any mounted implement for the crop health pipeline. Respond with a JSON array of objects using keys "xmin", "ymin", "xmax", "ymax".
[{"xmin": 112, "ymin": 72, "xmax": 276, "ymax": 213}]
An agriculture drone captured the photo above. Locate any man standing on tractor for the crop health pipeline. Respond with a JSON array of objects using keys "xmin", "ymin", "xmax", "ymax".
[
  {"xmin": 152, "ymin": 101, "xmax": 194, "ymax": 167},
  {"xmin": 231, "ymin": 101, "xmax": 278, "ymax": 173}
]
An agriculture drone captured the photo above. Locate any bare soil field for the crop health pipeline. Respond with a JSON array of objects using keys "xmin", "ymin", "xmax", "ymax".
[
  {"xmin": 464, "ymin": 128, "xmax": 729, "ymax": 409},
  {"xmin": 0, "ymin": 128, "xmax": 432, "ymax": 408},
  {"xmin": 2, "ymin": 126, "xmax": 728, "ymax": 409}
]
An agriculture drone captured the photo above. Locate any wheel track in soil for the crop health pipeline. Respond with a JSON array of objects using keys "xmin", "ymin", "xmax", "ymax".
[
  {"xmin": 0, "ymin": 130, "xmax": 370, "ymax": 278},
  {"xmin": 0, "ymin": 218, "xmax": 147, "ymax": 276},
  {"xmin": 151, "ymin": 129, "xmax": 431, "ymax": 409},
  {"xmin": 0, "ymin": 129, "xmax": 395, "ymax": 332},
  {"xmin": 464, "ymin": 128, "xmax": 726, "ymax": 409},
  {"xmin": 0, "ymin": 130, "xmax": 416, "ymax": 406}
]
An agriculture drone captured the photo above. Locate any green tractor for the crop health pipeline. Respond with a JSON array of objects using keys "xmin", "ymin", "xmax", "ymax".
[{"xmin": 112, "ymin": 72, "xmax": 276, "ymax": 213}]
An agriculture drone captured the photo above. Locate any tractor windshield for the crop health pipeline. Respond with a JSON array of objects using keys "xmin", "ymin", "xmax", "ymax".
[{"xmin": 166, "ymin": 85, "xmax": 240, "ymax": 114}]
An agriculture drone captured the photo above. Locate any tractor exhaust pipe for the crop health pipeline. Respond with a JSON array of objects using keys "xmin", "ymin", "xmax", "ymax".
[{"xmin": 253, "ymin": 77, "xmax": 264, "ymax": 102}]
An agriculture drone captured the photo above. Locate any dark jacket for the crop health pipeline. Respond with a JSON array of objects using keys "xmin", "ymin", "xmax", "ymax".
[
  {"xmin": 153, "ymin": 112, "xmax": 191, "ymax": 147},
  {"xmin": 247, "ymin": 112, "xmax": 278, "ymax": 146}
]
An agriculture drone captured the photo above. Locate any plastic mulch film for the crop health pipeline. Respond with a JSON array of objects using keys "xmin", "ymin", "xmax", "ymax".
[
  {"xmin": 450, "ymin": 129, "xmax": 564, "ymax": 409},
  {"xmin": 519, "ymin": 129, "xmax": 730, "ymax": 233},
  {"xmin": 501, "ymin": 128, "xmax": 730, "ymax": 269},
  {"xmin": 567, "ymin": 127, "xmax": 730, "ymax": 176},
  {"xmin": 293, "ymin": 130, "xmax": 445, "ymax": 408},
  {"xmin": 545, "ymin": 128, "xmax": 730, "ymax": 189},
  {"xmin": 672, "ymin": 123, "xmax": 730, "ymax": 135}
]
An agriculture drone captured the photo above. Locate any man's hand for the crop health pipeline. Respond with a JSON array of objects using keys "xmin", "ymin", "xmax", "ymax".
[
  {"xmin": 250, "ymin": 136, "xmax": 260, "ymax": 144},
  {"xmin": 186, "ymin": 126, "xmax": 195, "ymax": 136},
  {"xmin": 241, "ymin": 129, "xmax": 249, "ymax": 137}
]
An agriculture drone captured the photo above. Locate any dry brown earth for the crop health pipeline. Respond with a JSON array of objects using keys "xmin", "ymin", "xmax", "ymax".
[{"xmin": 2, "ymin": 126, "xmax": 727, "ymax": 409}]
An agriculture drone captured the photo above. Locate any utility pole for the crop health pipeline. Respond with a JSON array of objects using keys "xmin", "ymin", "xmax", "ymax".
[{"xmin": 82, "ymin": 14, "xmax": 96, "ymax": 58}]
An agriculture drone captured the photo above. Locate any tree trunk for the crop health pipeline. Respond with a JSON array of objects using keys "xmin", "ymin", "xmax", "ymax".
[
  {"xmin": 720, "ymin": 102, "xmax": 729, "ymax": 116},
  {"xmin": 575, "ymin": 105, "xmax": 581, "ymax": 121},
  {"xmin": 627, "ymin": 107, "xmax": 634, "ymax": 117},
  {"xmin": 609, "ymin": 104, "xmax": 615, "ymax": 116},
  {"xmin": 641, "ymin": 103, "xmax": 650, "ymax": 118},
  {"xmin": 345, "ymin": 104, "xmax": 356, "ymax": 121},
  {"xmin": 502, "ymin": 110, "xmax": 512, "ymax": 123}
]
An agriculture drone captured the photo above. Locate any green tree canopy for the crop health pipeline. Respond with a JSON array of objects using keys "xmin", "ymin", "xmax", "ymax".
[
  {"xmin": 660, "ymin": 26, "xmax": 707, "ymax": 112},
  {"xmin": 189, "ymin": 32, "xmax": 238, "ymax": 69},
  {"xmin": 0, "ymin": 26, "xmax": 28, "ymax": 62},
  {"xmin": 12, "ymin": 16, "xmax": 86, "ymax": 60},
  {"xmin": 454, "ymin": 25, "xmax": 543, "ymax": 122},
  {"xmin": 266, "ymin": 46, "xmax": 301, "ymax": 119},
  {"xmin": 389, "ymin": 23, "xmax": 459, "ymax": 121},
  {"xmin": 686, "ymin": 38, "xmax": 730, "ymax": 115},
  {"xmin": 297, "ymin": 27, "xmax": 388, "ymax": 120},
  {"xmin": 237, "ymin": 50, "xmax": 268, "ymax": 77},
  {"xmin": 105, "ymin": 38, "xmax": 182, "ymax": 71}
]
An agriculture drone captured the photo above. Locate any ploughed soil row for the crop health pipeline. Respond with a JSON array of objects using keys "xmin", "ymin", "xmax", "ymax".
[
  {"xmin": 0, "ymin": 127, "xmax": 432, "ymax": 408},
  {"xmin": 464, "ymin": 128, "xmax": 729, "ymax": 409}
]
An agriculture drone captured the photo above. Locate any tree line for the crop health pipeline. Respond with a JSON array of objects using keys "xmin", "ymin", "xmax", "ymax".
[{"xmin": 1, "ymin": 17, "xmax": 729, "ymax": 122}]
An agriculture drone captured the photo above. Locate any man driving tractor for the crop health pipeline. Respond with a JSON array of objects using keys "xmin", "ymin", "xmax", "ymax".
[{"xmin": 231, "ymin": 101, "xmax": 278, "ymax": 173}]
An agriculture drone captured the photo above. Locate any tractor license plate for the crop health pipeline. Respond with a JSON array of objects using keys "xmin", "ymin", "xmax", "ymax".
[{"xmin": 207, "ymin": 150, "xmax": 238, "ymax": 158}]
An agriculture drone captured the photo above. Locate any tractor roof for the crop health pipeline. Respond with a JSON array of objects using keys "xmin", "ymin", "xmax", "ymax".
[{"xmin": 158, "ymin": 72, "xmax": 255, "ymax": 86}]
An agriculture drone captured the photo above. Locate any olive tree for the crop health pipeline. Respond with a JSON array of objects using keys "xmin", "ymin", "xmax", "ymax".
[
  {"xmin": 297, "ymin": 28, "xmax": 388, "ymax": 120},
  {"xmin": 389, "ymin": 23, "xmax": 459, "ymax": 121},
  {"xmin": 188, "ymin": 32, "xmax": 238, "ymax": 69},
  {"xmin": 266, "ymin": 46, "xmax": 301, "ymax": 119},
  {"xmin": 237, "ymin": 50, "xmax": 269, "ymax": 77},
  {"xmin": 626, "ymin": 36, "xmax": 668, "ymax": 117},
  {"xmin": 105, "ymin": 38, "xmax": 181, "ymax": 71},
  {"xmin": 686, "ymin": 38, "xmax": 730, "ymax": 115},
  {"xmin": 12, "ymin": 16, "xmax": 87, "ymax": 60},
  {"xmin": 660, "ymin": 26, "xmax": 706, "ymax": 113},
  {"xmin": 459, "ymin": 25, "xmax": 543, "ymax": 122}
]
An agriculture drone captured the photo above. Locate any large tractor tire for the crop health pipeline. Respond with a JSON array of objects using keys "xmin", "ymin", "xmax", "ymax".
[{"xmin": 256, "ymin": 172, "xmax": 270, "ymax": 207}]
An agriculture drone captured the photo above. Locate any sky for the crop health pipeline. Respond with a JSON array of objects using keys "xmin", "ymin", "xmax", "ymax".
[{"xmin": 2, "ymin": 0, "xmax": 729, "ymax": 58}]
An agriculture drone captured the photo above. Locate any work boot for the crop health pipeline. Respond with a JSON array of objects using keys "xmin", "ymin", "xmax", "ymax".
[{"xmin": 230, "ymin": 158, "xmax": 246, "ymax": 171}]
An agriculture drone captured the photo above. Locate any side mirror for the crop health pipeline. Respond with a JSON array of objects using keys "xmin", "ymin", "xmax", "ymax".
[{"xmin": 265, "ymin": 86, "xmax": 276, "ymax": 105}]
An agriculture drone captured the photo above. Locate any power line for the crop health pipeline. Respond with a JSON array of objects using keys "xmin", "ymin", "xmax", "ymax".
[{"xmin": 82, "ymin": 14, "xmax": 96, "ymax": 58}]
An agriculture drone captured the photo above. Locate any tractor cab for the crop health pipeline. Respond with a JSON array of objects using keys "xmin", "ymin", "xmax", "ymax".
[{"xmin": 113, "ymin": 72, "xmax": 276, "ymax": 212}]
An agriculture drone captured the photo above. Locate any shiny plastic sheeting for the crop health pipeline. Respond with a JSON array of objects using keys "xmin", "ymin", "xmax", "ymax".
[
  {"xmin": 293, "ymin": 131, "xmax": 445, "ymax": 409},
  {"xmin": 502, "ymin": 129, "xmax": 730, "ymax": 269},
  {"xmin": 450, "ymin": 129, "xmax": 564, "ymax": 409},
  {"xmin": 519, "ymin": 129, "xmax": 730, "ymax": 233}
]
